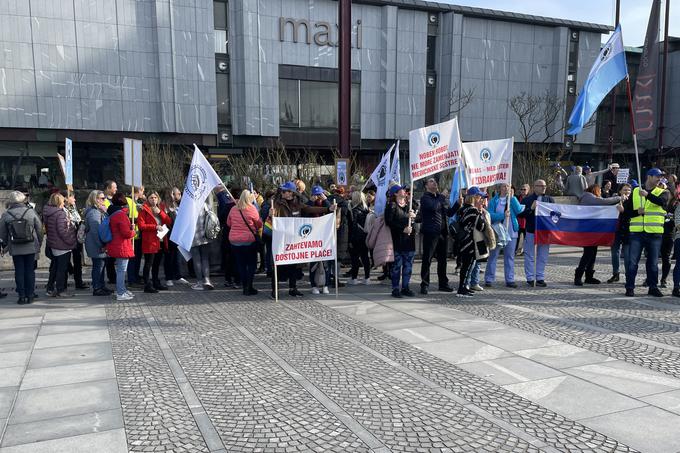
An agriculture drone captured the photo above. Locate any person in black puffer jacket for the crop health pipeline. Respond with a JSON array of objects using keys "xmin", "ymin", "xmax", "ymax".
[
  {"xmin": 385, "ymin": 186, "xmax": 417, "ymax": 298},
  {"xmin": 348, "ymin": 191, "xmax": 371, "ymax": 284}
]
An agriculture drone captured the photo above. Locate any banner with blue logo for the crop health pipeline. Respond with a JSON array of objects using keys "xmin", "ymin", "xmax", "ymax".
[
  {"xmin": 408, "ymin": 117, "xmax": 461, "ymax": 181},
  {"xmin": 461, "ymin": 137, "xmax": 514, "ymax": 188},
  {"xmin": 272, "ymin": 213, "xmax": 336, "ymax": 266}
]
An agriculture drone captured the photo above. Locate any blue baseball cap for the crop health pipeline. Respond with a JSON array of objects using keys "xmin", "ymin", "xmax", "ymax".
[
  {"xmin": 647, "ymin": 168, "xmax": 664, "ymax": 177},
  {"xmin": 467, "ymin": 186, "xmax": 488, "ymax": 198},
  {"xmin": 279, "ymin": 181, "xmax": 297, "ymax": 192},
  {"xmin": 311, "ymin": 185, "xmax": 324, "ymax": 196},
  {"xmin": 583, "ymin": 166, "xmax": 591, "ymax": 172},
  {"xmin": 388, "ymin": 185, "xmax": 405, "ymax": 196},
  {"xmin": 630, "ymin": 179, "xmax": 639, "ymax": 188}
]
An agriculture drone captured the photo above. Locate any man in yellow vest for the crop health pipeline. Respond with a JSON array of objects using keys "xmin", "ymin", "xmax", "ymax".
[{"xmin": 625, "ymin": 168, "xmax": 670, "ymax": 297}]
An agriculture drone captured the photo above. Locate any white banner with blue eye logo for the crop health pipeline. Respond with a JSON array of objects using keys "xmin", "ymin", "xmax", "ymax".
[
  {"xmin": 408, "ymin": 117, "xmax": 461, "ymax": 181},
  {"xmin": 461, "ymin": 137, "xmax": 514, "ymax": 188},
  {"xmin": 272, "ymin": 213, "xmax": 336, "ymax": 265}
]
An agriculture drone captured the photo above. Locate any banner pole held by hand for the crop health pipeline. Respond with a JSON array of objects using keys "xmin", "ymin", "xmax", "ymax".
[{"xmin": 333, "ymin": 199, "xmax": 339, "ymax": 298}]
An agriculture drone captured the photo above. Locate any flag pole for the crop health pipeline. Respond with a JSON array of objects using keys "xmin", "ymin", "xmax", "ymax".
[
  {"xmin": 333, "ymin": 200, "xmax": 339, "ymax": 298},
  {"xmin": 408, "ymin": 180, "xmax": 414, "ymax": 227},
  {"xmin": 274, "ymin": 264, "xmax": 279, "ymax": 302}
]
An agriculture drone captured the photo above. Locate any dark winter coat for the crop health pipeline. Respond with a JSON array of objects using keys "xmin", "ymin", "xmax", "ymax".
[
  {"xmin": 43, "ymin": 205, "xmax": 76, "ymax": 251},
  {"xmin": 385, "ymin": 201, "xmax": 415, "ymax": 252}
]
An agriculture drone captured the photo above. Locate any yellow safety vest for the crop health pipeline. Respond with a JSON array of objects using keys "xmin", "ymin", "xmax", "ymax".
[{"xmin": 630, "ymin": 186, "xmax": 666, "ymax": 234}]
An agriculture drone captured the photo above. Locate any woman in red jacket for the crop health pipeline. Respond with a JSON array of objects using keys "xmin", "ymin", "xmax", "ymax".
[
  {"xmin": 227, "ymin": 190, "xmax": 263, "ymax": 295},
  {"xmin": 137, "ymin": 191, "xmax": 172, "ymax": 293},
  {"xmin": 106, "ymin": 192, "xmax": 136, "ymax": 301}
]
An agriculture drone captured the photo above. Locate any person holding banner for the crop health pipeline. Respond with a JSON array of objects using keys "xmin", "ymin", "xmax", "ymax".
[
  {"xmin": 385, "ymin": 186, "xmax": 417, "ymax": 298},
  {"xmin": 270, "ymin": 181, "xmax": 336, "ymax": 298},
  {"xmin": 517, "ymin": 180, "xmax": 555, "ymax": 287},
  {"xmin": 307, "ymin": 186, "xmax": 332, "ymax": 294},
  {"xmin": 227, "ymin": 190, "xmax": 263, "ymax": 296},
  {"xmin": 484, "ymin": 183, "xmax": 524, "ymax": 288}
]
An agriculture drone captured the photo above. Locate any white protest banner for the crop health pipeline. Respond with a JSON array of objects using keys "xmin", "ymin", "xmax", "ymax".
[
  {"xmin": 390, "ymin": 140, "xmax": 401, "ymax": 185},
  {"xmin": 462, "ymin": 137, "xmax": 514, "ymax": 188},
  {"xmin": 124, "ymin": 138, "xmax": 143, "ymax": 187},
  {"xmin": 408, "ymin": 118, "xmax": 461, "ymax": 181},
  {"xmin": 64, "ymin": 138, "xmax": 73, "ymax": 185},
  {"xmin": 272, "ymin": 213, "xmax": 336, "ymax": 266},
  {"xmin": 617, "ymin": 168, "xmax": 629, "ymax": 184},
  {"xmin": 368, "ymin": 150, "xmax": 392, "ymax": 216}
]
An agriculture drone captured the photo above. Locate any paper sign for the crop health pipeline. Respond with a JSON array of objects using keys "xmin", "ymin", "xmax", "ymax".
[
  {"xmin": 124, "ymin": 138, "xmax": 143, "ymax": 187},
  {"xmin": 157, "ymin": 224, "xmax": 169, "ymax": 240},
  {"xmin": 273, "ymin": 213, "xmax": 337, "ymax": 265},
  {"xmin": 64, "ymin": 138, "xmax": 73, "ymax": 185},
  {"xmin": 408, "ymin": 118, "xmax": 461, "ymax": 181},
  {"xmin": 616, "ymin": 168, "xmax": 629, "ymax": 184},
  {"xmin": 462, "ymin": 138, "xmax": 514, "ymax": 188}
]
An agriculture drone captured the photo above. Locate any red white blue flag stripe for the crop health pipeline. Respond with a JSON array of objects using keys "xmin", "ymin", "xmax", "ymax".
[{"xmin": 535, "ymin": 202, "xmax": 619, "ymax": 247}]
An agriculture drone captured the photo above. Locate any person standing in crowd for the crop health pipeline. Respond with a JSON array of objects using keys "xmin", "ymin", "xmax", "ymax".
[
  {"xmin": 565, "ymin": 166, "xmax": 587, "ymax": 197},
  {"xmin": 103, "ymin": 180, "xmax": 118, "ymax": 283},
  {"xmin": 43, "ymin": 192, "xmax": 76, "ymax": 297},
  {"xmin": 518, "ymin": 180, "xmax": 555, "ymax": 287},
  {"xmin": 515, "ymin": 184, "xmax": 529, "ymax": 256},
  {"xmin": 602, "ymin": 180, "xmax": 613, "ymax": 198},
  {"xmin": 227, "ymin": 189, "xmax": 262, "ymax": 296},
  {"xmin": 161, "ymin": 187, "xmax": 187, "ymax": 286},
  {"xmin": 574, "ymin": 184, "xmax": 622, "ymax": 286},
  {"xmin": 0, "ymin": 191, "xmax": 43, "ymax": 304},
  {"xmin": 65, "ymin": 192, "xmax": 89, "ymax": 290},
  {"xmin": 348, "ymin": 191, "xmax": 371, "ymax": 285},
  {"xmin": 455, "ymin": 187, "xmax": 488, "ymax": 297},
  {"xmin": 219, "ymin": 186, "xmax": 242, "ymax": 289},
  {"xmin": 603, "ymin": 163, "xmax": 621, "ymax": 194},
  {"xmin": 607, "ymin": 183, "xmax": 633, "ymax": 283},
  {"xmin": 660, "ymin": 179, "xmax": 676, "ymax": 288},
  {"xmin": 552, "ymin": 163, "xmax": 567, "ymax": 194},
  {"xmin": 137, "ymin": 191, "xmax": 172, "ymax": 293},
  {"xmin": 626, "ymin": 168, "xmax": 670, "ymax": 297},
  {"xmin": 127, "ymin": 186, "xmax": 145, "ymax": 287},
  {"xmin": 385, "ymin": 186, "xmax": 417, "ymax": 298},
  {"xmin": 270, "ymin": 181, "xmax": 335, "ymax": 298},
  {"xmin": 307, "ymin": 186, "xmax": 332, "ymax": 294},
  {"xmin": 584, "ymin": 165, "xmax": 610, "ymax": 187},
  {"xmin": 260, "ymin": 189, "xmax": 276, "ymax": 278},
  {"xmin": 84, "ymin": 190, "xmax": 112, "ymax": 296},
  {"xmin": 190, "ymin": 200, "xmax": 217, "ymax": 291},
  {"xmin": 672, "ymin": 183, "xmax": 680, "ymax": 298},
  {"xmin": 465, "ymin": 191, "xmax": 490, "ymax": 292},
  {"xmin": 485, "ymin": 183, "xmax": 524, "ymax": 288},
  {"xmin": 418, "ymin": 178, "xmax": 455, "ymax": 295},
  {"xmin": 106, "ymin": 192, "xmax": 136, "ymax": 301}
]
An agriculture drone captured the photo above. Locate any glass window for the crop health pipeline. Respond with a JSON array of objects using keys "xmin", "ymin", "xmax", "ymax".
[
  {"xmin": 213, "ymin": 1, "xmax": 227, "ymax": 30},
  {"xmin": 427, "ymin": 36, "xmax": 436, "ymax": 71},
  {"xmin": 279, "ymin": 79, "xmax": 300, "ymax": 127},
  {"xmin": 351, "ymin": 83, "xmax": 360, "ymax": 129},
  {"xmin": 216, "ymin": 72, "xmax": 230, "ymax": 125},
  {"xmin": 301, "ymin": 81, "xmax": 338, "ymax": 128}
]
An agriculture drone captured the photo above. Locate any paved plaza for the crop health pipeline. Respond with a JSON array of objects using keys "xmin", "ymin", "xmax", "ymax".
[{"xmin": 1, "ymin": 248, "xmax": 680, "ymax": 452}]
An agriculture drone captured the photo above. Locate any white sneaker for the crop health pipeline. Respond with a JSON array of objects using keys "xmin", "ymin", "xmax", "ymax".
[
  {"xmin": 204, "ymin": 280, "xmax": 214, "ymax": 290},
  {"xmin": 124, "ymin": 290, "xmax": 135, "ymax": 298},
  {"xmin": 165, "ymin": 280, "xmax": 174, "ymax": 287},
  {"xmin": 177, "ymin": 278, "xmax": 190, "ymax": 285},
  {"xmin": 191, "ymin": 283, "xmax": 204, "ymax": 291},
  {"xmin": 363, "ymin": 278, "xmax": 371, "ymax": 285},
  {"xmin": 470, "ymin": 284, "xmax": 484, "ymax": 291},
  {"xmin": 349, "ymin": 279, "xmax": 360, "ymax": 285},
  {"xmin": 116, "ymin": 293, "xmax": 134, "ymax": 301},
  {"xmin": 311, "ymin": 287, "xmax": 320, "ymax": 295},
  {"xmin": 322, "ymin": 286, "xmax": 330, "ymax": 294}
]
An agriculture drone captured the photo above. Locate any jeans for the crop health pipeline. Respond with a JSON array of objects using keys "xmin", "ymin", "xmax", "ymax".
[
  {"xmin": 524, "ymin": 233, "xmax": 550, "ymax": 282},
  {"xmin": 115, "ymin": 259, "xmax": 129, "ymax": 296},
  {"xmin": 458, "ymin": 254, "xmax": 475, "ymax": 292},
  {"xmin": 420, "ymin": 233, "xmax": 449, "ymax": 288},
  {"xmin": 12, "ymin": 254, "xmax": 35, "ymax": 298},
  {"xmin": 673, "ymin": 238, "xmax": 680, "ymax": 289},
  {"xmin": 391, "ymin": 251, "xmax": 415, "ymax": 290},
  {"xmin": 485, "ymin": 236, "xmax": 518, "ymax": 283},
  {"xmin": 191, "ymin": 243, "xmax": 212, "ymax": 283},
  {"xmin": 465, "ymin": 261, "xmax": 480, "ymax": 286},
  {"xmin": 611, "ymin": 233, "xmax": 629, "ymax": 275},
  {"xmin": 233, "ymin": 243, "xmax": 258, "ymax": 289},
  {"xmin": 350, "ymin": 241, "xmax": 370, "ymax": 280},
  {"xmin": 309, "ymin": 261, "xmax": 331, "ymax": 288},
  {"xmin": 626, "ymin": 232, "xmax": 662, "ymax": 290},
  {"xmin": 91, "ymin": 257, "xmax": 106, "ymax": 291}
]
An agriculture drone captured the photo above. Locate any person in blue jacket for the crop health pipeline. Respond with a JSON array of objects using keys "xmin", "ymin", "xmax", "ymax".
[{"xmin": 484, "ymin": 183, "xmax": 524, "ymax": 287}]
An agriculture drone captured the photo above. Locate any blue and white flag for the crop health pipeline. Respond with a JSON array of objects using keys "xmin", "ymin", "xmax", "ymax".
[
  {"xmin": 390, "ymin": 140, "xmax": 401, "ymax": 185},
  {"xmin": 170, "ymin": 144, "xmax": 224, "ymax": 257},
  {"xmin": 449, "ymin": 166, "xmax": 468, "ymax": 207},
  {"xmin": 567, "ymin": 25, "xmax": 628, "ymax": 135},
  {"xmin": 369, "ymin": 150, "xmax": 392, "ymax": 217}
]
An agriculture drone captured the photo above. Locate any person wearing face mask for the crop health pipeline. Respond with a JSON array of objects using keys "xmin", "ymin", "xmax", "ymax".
[
  {"xmin": 385, "ymin": 186, "xmax": 418, "ymax": 298},
  {"xmin": 517, "ymin": 180, "xmax": 555, "ymax": 287},
  {"xmin": 137, "ymin": 191, "xmax": 173, "ymax": 293}
]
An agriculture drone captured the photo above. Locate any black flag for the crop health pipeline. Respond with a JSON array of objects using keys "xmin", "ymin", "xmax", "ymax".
[{"xmin": 633, "ymin": 0, "xmax": 661, "ymax": 141}]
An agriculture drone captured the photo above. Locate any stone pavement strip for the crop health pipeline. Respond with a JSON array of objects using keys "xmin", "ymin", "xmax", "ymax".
[{"xmin": 1, "ymin": 250, "xmax": 679, "ymax": 452}]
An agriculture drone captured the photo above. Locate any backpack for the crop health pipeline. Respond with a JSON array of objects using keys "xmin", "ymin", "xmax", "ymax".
[
  {"xmin": 98, "ymin": 210, "xmax": 124, "ymax": 244},
  {"xmin": 204, "ymin": 207, "xmax": 221, "ymax": 240},
  {"xmin": 6, "ymin": 208, "xmax": 34, "ymax": 244}
]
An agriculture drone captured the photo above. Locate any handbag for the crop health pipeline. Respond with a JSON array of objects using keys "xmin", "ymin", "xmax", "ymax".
[{"xmin": 239, "ymin": 209, "xmax": 262, "ymax": 246}]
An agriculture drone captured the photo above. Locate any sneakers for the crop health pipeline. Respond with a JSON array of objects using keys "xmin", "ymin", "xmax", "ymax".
[
  {"xmin": 116, "ymin": 292, "xmax": 134, "ymax": 301},
  {"xmin": 165, "ymin": 280, "xmax": 174, "ymax": 287},
  {"xmin": 438, "ymin": 285, "xmax": 455, "ymax": 293},
  {"xmin": 535, "ymin": 280, "xmax": 547, "ymax": 287},
  {"xmin": 401, "ymin": 287, "xmax": 415, "ymax": 297},
  {"xmin": 469, "ymin": 285, "xmax": 484, "ymax": 292},
  {"xmin": 311, "ymin": 287, "xmax": 321, "ymax": 295},
  {"xmin": 124, "ymin": 290, "xmax": 134, "ymax": 298},
  {"xmin": 648, "ymin": 288, "xmax": 663, "ymax": 297},
  {"xmin": 606, "ymin": 273, "xmax": 620, "ymax": 283},
  {"xmin": 322, "ymin": 286, "xmax": 330, "ymax": 294},
  {"xmin": 144, "ymin": 284, "xmax": 158, "ymax": 294},
  {"xmin": 191, "ymin": 283, "xmax": 204, "ymax": 291},
  {"xmin": 363, "ymin": 277, "xmax": 371, "ymax": 285},
  {"xmin": 484, "ymin": 282, "xmax": 493, "ymax": 288},
  {"xmin": 660, "ymin": 280, "xmax": 667, "ymax": 289},
  {"xmin": 93, "ymin": 288, "xmax": 109, "ymax": 296},
  {"xmin": 625, "ymin": 288, "xmax": 635, "ymax": 297},
  {"xmin": 176, "ymin": 278, "xmax": 190, "ymax": 285},
  {"xmin": 456, "ymin": 289, "xmax": 473, "ymax": 298},
  {"xmin": 349, "ymin": 279, "xmax": 361, "ymax": 286},
  {"xmin": 505, "ymin": 282, "xmax": 518, "ymax": 288},
  {"xmin": 204, "ymin": 281, "xmax": 215, "ymax": 291},
  {"xmin": 526, "ymin": 281, "xmax": 535, "ymax": 287},
  {"xmin": 391, "ymin": 288, "xmax": 402, "ymax": 298}
]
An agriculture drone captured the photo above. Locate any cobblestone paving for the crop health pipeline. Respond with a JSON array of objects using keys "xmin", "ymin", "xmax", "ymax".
[{"xmin": 106, "ymin": 301, "xmax": 209, "ymax": 452}]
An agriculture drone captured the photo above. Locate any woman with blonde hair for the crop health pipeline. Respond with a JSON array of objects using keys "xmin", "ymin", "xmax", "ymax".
[
  {"xmin": 84, "ymin": 190, "xmax": 112, "ymax": 296},
  {"xmin": 227, "ymin": 190, "xmax": 263, "ymax": 295},
  {"xmin": 43, "ymin": 192, "xmax": 76, "ymax": 297}
]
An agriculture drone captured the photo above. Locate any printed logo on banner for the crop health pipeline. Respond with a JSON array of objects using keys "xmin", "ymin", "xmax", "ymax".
[
  {"xmin": 377, "ymin": 162, "xmax": 388, "ymax": 184},
  {"xmin": 187, "ymin": 165, "xmax": 209, "ymax": 200},
  {"xmin": 480, "ymin": 148, "xmax": 492, "ymax": 163},
  {"xmin": 550, "ymin": 211, "xmax": 562, "ymax": 224},
  {"xmin": 299, "ymin": 224, "xmax": 313, "ymax": 238},
  {"xmin": 427, "ymin": 132, "xmax": 441, "ymax": 147}
]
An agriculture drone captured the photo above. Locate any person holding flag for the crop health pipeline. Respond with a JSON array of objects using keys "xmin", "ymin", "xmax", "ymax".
[
  {"xmin": 484, "ymin": 183, "xmax": 524, "ymax": 288},
  {"xmin": 517, "ymin": 180, "xmax": 555, "ymax": 287},
  {"xmin": 385, "ymin": 185, "xmax": 417, "ymax": 298}
]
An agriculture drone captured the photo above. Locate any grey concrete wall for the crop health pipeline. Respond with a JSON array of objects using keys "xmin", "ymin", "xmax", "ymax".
[{"xmin": 0, "ymin": 0, "xmax": 216, "ymax": 134}]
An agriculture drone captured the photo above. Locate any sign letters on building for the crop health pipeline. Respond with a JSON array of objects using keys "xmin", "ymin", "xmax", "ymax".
[{"xmin": 279, "ymin": 17, "xmax": 362, "ymax": 48}]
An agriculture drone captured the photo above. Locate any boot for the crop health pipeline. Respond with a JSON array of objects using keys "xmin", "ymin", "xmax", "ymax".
[
  {"xmin": 574, "ymin": 269, "xmax": 584, "ymax": 286},
  {"xmin": 606, "ymin": 273, "xmax": 620, "ymax": 283},
  {"xmin": 584, "ymin": 271, "xmax": 601, "ymax": 284},
  {"xmin": 144, "ymin": 281, "xmax": 158, "ymax": 293},
  {"xmin": 153, "ymin": 280, "xmax": 168, "ymax": 291}
]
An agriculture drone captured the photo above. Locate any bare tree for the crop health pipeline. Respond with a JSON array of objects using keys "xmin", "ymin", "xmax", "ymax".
[
  {"xmin": 142, "ymin": 140, "xmax": 192, "ymax": 191},
  {"xmin": 440, "ymin": 82, "xmax": 475, "ymax": 121}
]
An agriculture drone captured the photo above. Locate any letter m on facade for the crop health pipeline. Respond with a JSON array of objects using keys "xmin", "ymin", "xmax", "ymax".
[{"xmin": 279, "ymin": 18, "xmax": 311, "ymax": 44}]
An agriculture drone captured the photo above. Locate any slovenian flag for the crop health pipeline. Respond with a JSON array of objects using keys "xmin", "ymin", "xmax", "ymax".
[{"xmin": 535, "ymin": 202, "xmax": 619, "ymax": 247}]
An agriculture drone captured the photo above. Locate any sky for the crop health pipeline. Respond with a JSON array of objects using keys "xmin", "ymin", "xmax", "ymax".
[{"xmin": 436, "ymin": 0, "xmax": 679, "ymax": 46}]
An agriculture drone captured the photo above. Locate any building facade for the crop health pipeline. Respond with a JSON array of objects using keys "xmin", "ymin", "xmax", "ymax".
[{"xmin": 6, "ymin": 0, "xmax": 678, "ymax": 189}]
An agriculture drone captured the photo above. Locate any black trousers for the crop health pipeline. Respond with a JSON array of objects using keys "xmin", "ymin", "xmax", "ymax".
[
  {"xmin": 661, "ymin": 234, "xmax": 674, "ymax": 282},
  {"xmin": 143, "ymin": 251, "xmax": 163, "ymax": 285},
  {"xmin": 48, "ymin": 252, "xmax": 71, "ymax": 293},
  {"xmin": 577, "ymin": 246, "xmax": 598, "ymax": 273},
  {"xmin": 458, "ymin": 253, "xmax": 475, "ymax": 292},
  {"xmin": 233, "ymin": 243, "xmax": 258, "ymax": 289},
  {"xmin": 271, "ymin": 264, "xmax": 298, "ymax": 291},
  {"xmin": 105, "ymin": 257, "xmax": 116, "ymax": 283},
  {"xmin": 350, "ymin": 241, "xmax": 370, "ymax": 280},
  {"xmin": 67, "ymin": 243, "xmax": 85, "ymax": 286},
  {"xmin": 421, "ymin": 233, "xmax": 449, "ymax": 288},
  {"xmin": 164, "ymin": 241, "xmax": 182, "ymax": 281}
]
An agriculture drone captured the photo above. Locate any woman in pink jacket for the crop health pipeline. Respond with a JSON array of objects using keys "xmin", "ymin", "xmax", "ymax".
[{"xmin": 227, "ymin": 190, "xmax": 263, "ymax": 295}]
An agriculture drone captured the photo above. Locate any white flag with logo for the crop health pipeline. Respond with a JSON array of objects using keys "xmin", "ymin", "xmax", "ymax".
[
  {"xmin": 170, "ymin": 144, "xmax": 224, "ymax": 256},
  {"xmin": 369, "ymin": 149, "xmax": 392, "ymax": 216},
  {"xmin": 409, "ymin": 117, "xmax": 461, "ymax": 181},
  {"xmin": 390, "ymin": 140, "xmax": 401, "ymax": 185},
  {"xmin": 462, "ymin": 138, "xmax": 514, "ymax": 188},
  {"xmin": 273, "ymin": 214, "xmax": 337, "ymax": 265}
]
